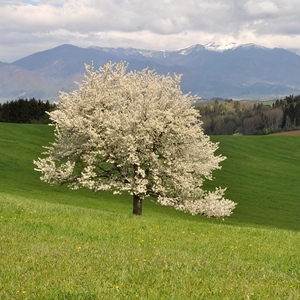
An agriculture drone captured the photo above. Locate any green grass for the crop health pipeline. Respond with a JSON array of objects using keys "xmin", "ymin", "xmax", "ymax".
[
  {"xmin": 209, "ymin": 135, "xmax": 300, "ymax": 231},
  {"xmin": 1, "ymin": 194, "xmax": 300, "ymax": 299},
  {"xmin": 0, "ymin": 123, "xmax": 300, "ymax": 299}
]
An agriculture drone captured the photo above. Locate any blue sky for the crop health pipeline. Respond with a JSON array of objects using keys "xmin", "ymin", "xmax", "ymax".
[{"xmin": 1, "ymin": 0, "xmax": 300, "ymax": 62}]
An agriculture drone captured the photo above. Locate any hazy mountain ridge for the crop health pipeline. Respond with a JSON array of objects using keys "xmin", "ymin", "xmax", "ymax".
[{"xmin": 1, "ymin": 43, "xmax": 300, "ymax": 102}]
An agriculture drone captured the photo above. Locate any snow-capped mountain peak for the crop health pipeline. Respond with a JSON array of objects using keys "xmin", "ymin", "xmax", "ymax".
[
  {"xmin": 178, "ymin": 42, "xmax": 272, "ymax": 55},
  {"xmin": 179, "ymin": 44, "xmax": 205, "ymax": 55},
  {"xmin": 204, "ymin": 42, "xmax": 239, "ymax": 52},
  {"xmin": 238, "ymin": 43, "xmax": 270, "ymax": 50}
]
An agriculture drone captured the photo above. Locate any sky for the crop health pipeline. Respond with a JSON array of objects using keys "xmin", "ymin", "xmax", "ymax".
[{"xmin": 1, "ymin": 0, "xmax": 300, "ymax": 62}]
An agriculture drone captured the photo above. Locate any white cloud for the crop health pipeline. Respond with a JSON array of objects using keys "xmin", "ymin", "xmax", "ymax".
[
  {"xmin": 1, "ymin": 0, "xmax": 300, "ymax": 62},
  {"xmin": 243, "ymin": 0, "xmax": 279, "ymax": 17}
]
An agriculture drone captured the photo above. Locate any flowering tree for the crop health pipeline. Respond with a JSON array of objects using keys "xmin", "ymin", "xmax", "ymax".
[{"xmin": 34, "ymin": 62, "xmax": 236, "ymax": 218}]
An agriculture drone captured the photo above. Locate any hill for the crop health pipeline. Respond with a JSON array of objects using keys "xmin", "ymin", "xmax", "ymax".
[
  {"xmin": 0, "ymin": 123, "xmax": 300, "ymax": 298},
  {"xmin": 0, "ymin": 123, "xmax": 299, "ymax": 230},
  {"xmin": 1, "ymin": 43, "xmax": 300, "ymax": 101}
]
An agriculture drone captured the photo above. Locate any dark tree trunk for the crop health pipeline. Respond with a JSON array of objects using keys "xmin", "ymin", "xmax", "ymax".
[{"xmin": 133, "ymin": 194, "xmax": 142, "ymax": 215}]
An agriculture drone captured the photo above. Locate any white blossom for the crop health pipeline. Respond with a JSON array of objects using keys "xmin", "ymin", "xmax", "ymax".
[
  {"xmin": 158, "ymin": 188, "xmax": 237, "ymax": 219},
  {"xmin": 34, "ymin": 62, "xmax": 236, "ymax": 217}
]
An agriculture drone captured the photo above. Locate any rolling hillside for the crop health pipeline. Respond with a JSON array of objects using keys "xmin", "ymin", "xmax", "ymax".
[
  {"xmin": 0, "ymin": 123, "xmax": 299, "ymax": 230},
  {"xmin": 1, "ymin": 123, "xmax": 300, "ymax": 298}
]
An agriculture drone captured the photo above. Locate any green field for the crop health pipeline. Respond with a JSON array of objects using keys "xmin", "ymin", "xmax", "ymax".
[{"xmin": 0, "ymin": 123, "xmax": 300, "ymax": 299}]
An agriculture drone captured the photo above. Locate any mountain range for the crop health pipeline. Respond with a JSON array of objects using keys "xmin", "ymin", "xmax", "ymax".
[{"xmin": 1, "ymin": 43, "xmax": 300, "ymax": 102}]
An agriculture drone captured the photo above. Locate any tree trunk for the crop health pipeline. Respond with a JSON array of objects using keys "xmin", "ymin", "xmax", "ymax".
[{"xmin": 133, "ymin": 194, "xmax": 143, "ymax": 215}]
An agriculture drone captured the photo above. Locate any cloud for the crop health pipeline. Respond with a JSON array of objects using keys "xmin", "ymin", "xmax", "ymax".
[
  {"xmin": 0, "ymin": 1, "xmax": 243, "ymax": 36},
  {"xmin": 1, "ymin": 0, "xmax": 300, "ymax": 62},
  {"xmin": 243, "ymin": 0, "xmax": 279, "ymax": 17}
]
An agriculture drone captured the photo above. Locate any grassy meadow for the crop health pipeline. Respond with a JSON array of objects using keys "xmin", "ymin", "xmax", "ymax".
[{"xmin": 0, "ymin": 123, "xmax": 300, "ymax": 299}]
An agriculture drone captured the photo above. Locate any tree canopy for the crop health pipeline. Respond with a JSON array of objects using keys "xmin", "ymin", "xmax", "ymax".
[
  {"xmin": 199, "ymin": 95, "xmax": 300, "ymax": 135},
  {"xmin": 0, "ymin": 98, "xmax": 55, "ymax": 124},
  {"xmin": 34, "ymin": 62, "xmax": 236, "ymax": 218}
]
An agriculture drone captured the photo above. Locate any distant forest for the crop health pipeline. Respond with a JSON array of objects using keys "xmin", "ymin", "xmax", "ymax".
[
  {"xmin": 199, "ymin": 95, "xmax": 300, "ymax": 135},
  {"xmin": 1, "ymin": 95, "xmax": 300, "ymax": 135},
  {"xmin": 0, "ymin": 98, "xmax": 56, "ymax": 124}
]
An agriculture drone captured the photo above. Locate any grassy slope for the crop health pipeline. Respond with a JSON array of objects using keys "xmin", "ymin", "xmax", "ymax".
[
  {"xmin": 0, "ymin": 123, "xmax": 134, "ymax": 213},
  {"xmin": 1, "ymin": 123, "xmax": 299, "ymax": 230},
  {"xmin": 1, "ymin": 194, "xmax": 300, "ymax": 299},
  {"xmin": 210, "ymin": 135, "xmax": 300, "ymax": 231},
  {"xmin": 0, "ymin": 123, "xmax": 300, "ymax": 299}
]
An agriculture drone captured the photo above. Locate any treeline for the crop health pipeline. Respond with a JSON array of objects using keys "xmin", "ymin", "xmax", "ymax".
[
  {"xmin": 199, "ymin": 95, "xmax": 300, "ymax": 135},
  {"xmin": 0, "ymin": 98, "xmax": 55, "ymax": 124},
  {"xmin": 2, "ymin": 95, "xmax": 300, "ymax": 134}
]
